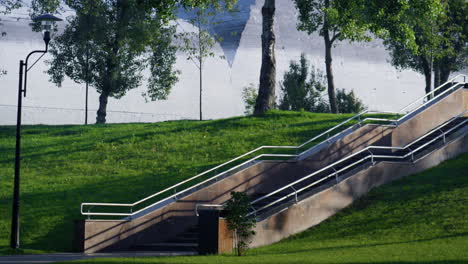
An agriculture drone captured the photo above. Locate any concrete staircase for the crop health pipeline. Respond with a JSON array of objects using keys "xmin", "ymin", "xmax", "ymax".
[{"xmin": 75, "ymin": 78, "xmax": 468, "ymax": 254}]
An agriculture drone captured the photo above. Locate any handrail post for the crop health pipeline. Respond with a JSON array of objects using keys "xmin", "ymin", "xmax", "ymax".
[
  {"xmin": 332, "ymin": 167, "xmax": 338, "ymax": 183},
  {"xmin": 439, "ymin": 129, "xmax": 446, "ymax": 144},
  {"xmin": 250, "ymin": 206, "xmax": 257, "ymax": 217},
  {"xmin": 407, "ymin": 147, "xmax": 414, "ymax": 161},
  {"xmin": 367, "ymin": 149, "xmax": 375, "ymax": 165},
  {"xmin": 291, "ymin": 186, "xmax": 298, "ymax": 203}
]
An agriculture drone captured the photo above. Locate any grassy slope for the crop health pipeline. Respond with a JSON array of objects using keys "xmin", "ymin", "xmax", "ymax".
[
  {"xmin": 0, "ymin": 111, "xmax": 358, "ymax": 253},
  {"xmin": 64, "ymin": 152, "xmax": 468, "ymax": 264}
]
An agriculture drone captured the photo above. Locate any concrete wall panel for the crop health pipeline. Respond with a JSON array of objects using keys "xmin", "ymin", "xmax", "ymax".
[
  {"xmin": 250, "ymin": 134, "xmax": 467, "ymax": 248},
  {"xmin": 392, "ymin": 89, "xmax": 465, "ymax": 147}
]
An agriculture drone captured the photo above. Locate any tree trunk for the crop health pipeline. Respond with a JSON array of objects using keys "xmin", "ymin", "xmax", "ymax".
[
  {"xmin": 421, "ymin": 57, "xmax": 432, "ymax": 95},
  {"xmin": 85, "ymin": 48, "xmax": 89, "ymax": 125},
  {"xmin": 440, "ymin": 65, "xmax": 451, "ymax": 84},
  {"xmin": 323, "ymin": 0, "xmax": 338, "ymax": 114},
  {"xmin": 96, "ymin": 90, "xmax": 109, "ymax": 124},
  {"xmin": 324, "ymin": 40, "xmax": 337, "ymax": 113},
  {"xmin": 199, "ymin": 23, "xmax": 203, "ymax": 121},
  {"xmin": 95, "ymin": 0, "xmax": 124, "ymax": 124},
  {"xmin": 434, "ymin": 63, "xmax": 441, "ymax": 89},
  {"xmin": 254, "ymin": 0, "xmax": 276, "ymax": 115},
  {"xmin": 199, "ymin": 62, "xmax": 203, "ymax": 121}
]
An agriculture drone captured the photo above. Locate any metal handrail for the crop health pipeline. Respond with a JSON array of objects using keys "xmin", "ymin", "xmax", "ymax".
[
  {"xmin": 81, "ymin": 113, "xmax": 398, "ymax": 217},
  {"xmin": 195, "ymin": 204, "xmax": 224, "ymax": 216},
  {"xmin": 81, "ymin": 74, "xmax": 466, "ymax": 218},
  {"xmin": 247, "ymin": 111, "xmax": 467, "ymax": 216},
  {"xmin": 399, "ymin": 74, "xmax": 466, "ymax": 114}
]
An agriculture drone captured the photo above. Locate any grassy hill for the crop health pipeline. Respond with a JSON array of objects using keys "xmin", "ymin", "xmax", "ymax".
[
  {"xmin": 0, "ymin": 111, "xmax": 364, "ymax": 253},
  {"xmin": 62, "ymin": 152, "xmax": 468, "ymax": 264}
]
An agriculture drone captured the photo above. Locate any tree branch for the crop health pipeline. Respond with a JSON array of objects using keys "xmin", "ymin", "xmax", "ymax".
[{"xmin": 330, "ymin": 32, "xmax": 341, "ymax": 44}]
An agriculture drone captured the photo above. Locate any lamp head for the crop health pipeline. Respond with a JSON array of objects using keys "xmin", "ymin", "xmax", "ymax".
[{"xmin": 33, "ymin": 13, "xmax": 62, "ymax": 46}]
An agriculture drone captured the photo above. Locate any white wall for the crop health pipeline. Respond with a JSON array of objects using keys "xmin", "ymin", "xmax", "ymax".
[{"xmin": 1, "ymin": 0, "xmax": 462, "ymax": 125}]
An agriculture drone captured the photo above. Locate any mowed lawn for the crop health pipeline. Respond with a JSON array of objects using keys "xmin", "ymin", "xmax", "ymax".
[
  {"xmin": 0, "ymin": 110, "xmax": 362, "ymax": 253},
  {"xmin": 63, "ymin": 153, "xmax": 468, "ymax": 264}
]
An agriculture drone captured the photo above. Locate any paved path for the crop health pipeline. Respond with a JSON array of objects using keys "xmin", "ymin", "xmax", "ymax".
[{"xmin": 0, "ymin": 252, "xmax": 197, "ymax": 264}]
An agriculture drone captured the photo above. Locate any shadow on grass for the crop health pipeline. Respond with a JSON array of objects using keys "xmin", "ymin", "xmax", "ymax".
[{"xmin": 259, "ymin": 233, "xmax": 468, "ymax": 256}]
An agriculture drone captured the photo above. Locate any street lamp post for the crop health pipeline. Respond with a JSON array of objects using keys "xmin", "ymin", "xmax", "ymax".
[{"xmin": 10, "ymin": 13, "xmax": 62, "ymax": 250}]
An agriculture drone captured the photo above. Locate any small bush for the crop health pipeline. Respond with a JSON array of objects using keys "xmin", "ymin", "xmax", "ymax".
[
  {"xmin": 279, "ymin": 53, "xmax": 328, "ymax": 113},
  {"xmin": 242, "ymin": 83, "xmax": 258, "ymax": 115},
  {"xmin": 278, "ymin": 53, "xmax": 366, "ymax": 114},
  {"xmin": 336, "ymin": 88, "xmax": 366, "ymax": 113},
  {"xmin": 224, "ymin": 191, "xmax": 256, "ymax": 256}
]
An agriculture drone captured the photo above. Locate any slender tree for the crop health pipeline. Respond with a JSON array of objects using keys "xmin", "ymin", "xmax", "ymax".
[
  {"xmin": 254, "ymin": 0, "xmax": 276, "ymax": 115},
  {"xmin": 180, "ymin": 7, "xmax": 225, "ymax": 121},
  {"xmin": 293, "ymin": 0, "xmax": 372, "ymax": 113}
]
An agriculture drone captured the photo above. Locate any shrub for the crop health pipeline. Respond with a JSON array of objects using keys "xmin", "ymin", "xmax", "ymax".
[
  {"xmin": 278, "ymin": 53, "xmax": 366, "ymax": 114},
  {"xmin": 224, "ymin": 191, "xmax": 256, "ymax": 256},
  {"xmin": 242, "ymin": 83, "xmax": 258, "ymax": 115},
  {"xmin": 336, "ymin": 88, "xmax": 366, "ymax": 113},
  {"xmin": 279, "ymin": 53, "xmax": 328, "ymax": 113}
]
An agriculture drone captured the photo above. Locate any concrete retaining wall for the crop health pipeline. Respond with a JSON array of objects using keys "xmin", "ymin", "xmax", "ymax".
[
  {"xmin": 392, "ymin": 88, "xmax": 465, "ymax": 147},
  {"xmin": 249, "ymin": 133, "xmax": 467, "ymax": 248}
]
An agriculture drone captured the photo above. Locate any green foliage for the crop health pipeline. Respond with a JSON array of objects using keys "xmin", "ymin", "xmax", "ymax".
[
  {"xmin": 372, "ymin": 0, "xmax": 467, "ymax": 91},
  {"xmin": 224, "ymin": 192, "xmax": 256, "ymax": 256},
  {"xmin": 293, "ymin": 0, "xmax": 373, "ymax": 45},
  {"xmin": 381, "ymin": 1, "xmax": 444, "ymax": 69},
  {"xmin": 434, "ymin": 0, "xmax": 468, "ymax": 76},
  {"xmin": 279, "ymin": 54, "xmax": 328, "ymax": 113},
  {"xmin": 143, "ymin": 26, "xmax": 180, "ymax": 101},
  {"xmin": 241, "ymin": 83, "xmax": 258, "ymax": 115},
  {"xmin": 29, "ymin": 0, "xmax": 237, "ymax": 23},
  {"xmin": 0, "ymin": 0, "xmax": 22, "ymax": 14},
  {"xmin": 359, "ymin": 0, "xmax": 444, "ymax": 54},
  {"xmin": 0, "ymin": 111, "xmax": 359, "ymax": 253},
  {"xmin": 336, "ymin": 88, "xmax": 365, "ymax": 113},
  {"xmin": 279, "ymin": 54, "xmax": 364, "ymax": 114},
  {"xmin": 179, "ymin": 7, "xmax": 224, "ymax": 67},
  {"xmin": 46, "ymin": 0, "xmax": 179, "ymax": 123},
  {"xmin": 0, "ymin": 14, "xmax": 9, "ymax": 77}
]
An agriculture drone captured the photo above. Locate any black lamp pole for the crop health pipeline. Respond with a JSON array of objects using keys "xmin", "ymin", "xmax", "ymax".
[{"xmin": 10, "ymin": 15, "xmax": 61, "ymax": 250}]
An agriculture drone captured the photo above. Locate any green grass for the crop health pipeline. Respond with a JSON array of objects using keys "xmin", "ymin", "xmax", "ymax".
[
  {"xmin": 62, "ymin": 152, "xmax": 468, "ymax": 264},
  {"xmin": 0, "ymin": 110, "xmax": 365, "ymax": 253}
]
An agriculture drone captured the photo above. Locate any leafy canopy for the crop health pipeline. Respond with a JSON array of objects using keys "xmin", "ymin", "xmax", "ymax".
[
  {"xmin": 47, "ymin": 0, "xmax": 179, "ymax": 102},
  {"xmin": 294, "ymin": 0, "xmax": 373, "ymax": 45}
]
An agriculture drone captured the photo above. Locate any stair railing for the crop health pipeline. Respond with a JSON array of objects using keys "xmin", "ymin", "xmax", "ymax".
[
  {"xmin": 81, "ymin": 74, "xmax": 466, "ymax": 218},
  {"xmin": 247, "ymin": 110, "xmax": 467, "ymax": 217}
]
